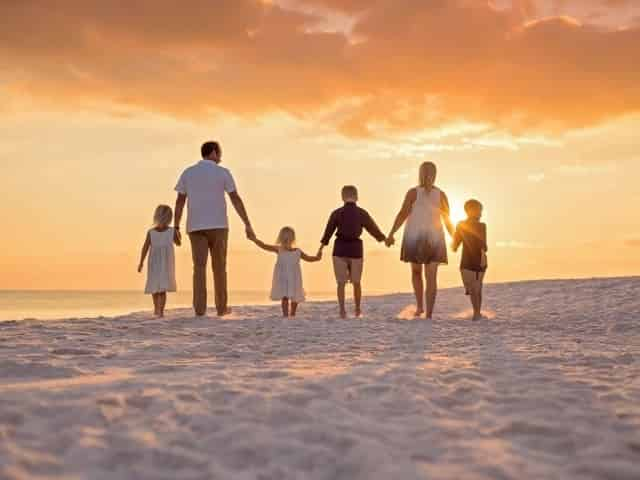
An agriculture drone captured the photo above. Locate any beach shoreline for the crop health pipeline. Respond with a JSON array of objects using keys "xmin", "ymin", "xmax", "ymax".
[{"xmin": 2, "ymin": 275, "xmax": 638, "ymax": 323}]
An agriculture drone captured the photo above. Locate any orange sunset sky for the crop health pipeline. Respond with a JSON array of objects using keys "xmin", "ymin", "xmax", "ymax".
[{"xmin": 1, "ymin": 0, "xmax": 639, "ymax": 293}]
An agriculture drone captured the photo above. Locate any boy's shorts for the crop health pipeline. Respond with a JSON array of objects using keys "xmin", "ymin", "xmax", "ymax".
[
  {"xmin": 333, "ymin": 257, "xmax": 363, "ymax": 284},
  {"xmin": 461, "ymin": 269, "xmax": 485, "ymax": 295}
]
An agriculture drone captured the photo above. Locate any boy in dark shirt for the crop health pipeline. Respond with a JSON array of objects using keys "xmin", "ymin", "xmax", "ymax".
[
  {"xmin": 451, "ymin": 199, "xmax": 488, "ymax": 321},
  {"xmin": 320, "ymin": 185, "xmax": 386, "ymax": 318}
]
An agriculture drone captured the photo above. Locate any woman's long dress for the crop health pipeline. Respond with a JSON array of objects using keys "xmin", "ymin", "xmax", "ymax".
[{"xmin": 400, "ymin": 186, "xmax": 448, "ymax": 265}]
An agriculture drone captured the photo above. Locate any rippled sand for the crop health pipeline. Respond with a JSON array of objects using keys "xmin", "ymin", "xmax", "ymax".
[{"xmin": 1, "ymin": 277, "xmax": 639, "ymax": 479}]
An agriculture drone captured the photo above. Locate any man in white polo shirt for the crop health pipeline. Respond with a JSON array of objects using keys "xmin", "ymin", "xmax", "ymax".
[{"xmin": 174, "ymin": 141, "xmax": 255, "ymax": 316}]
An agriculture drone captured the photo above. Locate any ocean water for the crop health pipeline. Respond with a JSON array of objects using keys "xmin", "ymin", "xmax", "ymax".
[{"xmin": 0, "ymin": 290, "xmax": 335, "ymax": 321}]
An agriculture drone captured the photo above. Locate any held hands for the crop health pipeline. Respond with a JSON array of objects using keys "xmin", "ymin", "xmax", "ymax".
[
  {"xmin": 316, "ymin": 245, "xmax": 324, "ymax": 260},
  {"xmin": 385, "ymin": 235, "xmax": 395, "ymax": 248}
]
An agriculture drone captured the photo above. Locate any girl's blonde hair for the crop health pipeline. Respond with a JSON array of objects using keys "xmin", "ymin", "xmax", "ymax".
[
  {"xmin": 276, "ymin": 226, "xmax": 296, "ymax": 248},
  {"xmin": 419, "ymin": 161, "xmax": 437, "ymax": 189},
  {"xmin": 153, "ymin": 205, "xmax": 173, "ymax": 227}
]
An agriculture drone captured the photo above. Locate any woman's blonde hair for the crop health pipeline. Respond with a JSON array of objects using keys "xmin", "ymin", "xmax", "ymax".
[
  {"xmin": 419, "ymin": 161, "xmax": 437, "ymax": 189},
  {"xmin": 153, "ymin": 205, "xmax": 173, "ymax": 227},
  {"xmin": 276, "ymin": 226, "xmax": 296, "ymax": 248}
]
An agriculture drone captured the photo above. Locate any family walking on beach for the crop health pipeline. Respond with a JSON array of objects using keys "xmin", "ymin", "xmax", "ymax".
[{"xmin": 138, "ymin": 141, "xmax": 488, "ymax": 321}]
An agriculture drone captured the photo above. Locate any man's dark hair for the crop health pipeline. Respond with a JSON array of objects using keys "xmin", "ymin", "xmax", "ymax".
[{"xmin": 201, "ymin": 141, "xmax": 221, "ymax": 159}]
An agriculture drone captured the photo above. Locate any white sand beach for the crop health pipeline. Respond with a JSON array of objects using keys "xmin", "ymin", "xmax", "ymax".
[{"xmin": 1, "ymin": 277, "xmax": 639, "ymax": 480}]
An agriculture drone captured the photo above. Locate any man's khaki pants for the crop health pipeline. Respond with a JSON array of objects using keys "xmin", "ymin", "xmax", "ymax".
[{"xmin": 188, "ymin": 229, "xmax": 228, "ymax": 316}]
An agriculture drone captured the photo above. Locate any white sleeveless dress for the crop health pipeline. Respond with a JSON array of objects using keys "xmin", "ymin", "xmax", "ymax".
[
  {"xmin": 401, "ymin": 187, "xmax": 448, "ymax": 265},
  {"xmin": 145, "ymin": 228, "xmax": 177, "ymax": 294},
  {"xmin": 270, "ymin": 249, "xmax": 305, "ymax": 303}
]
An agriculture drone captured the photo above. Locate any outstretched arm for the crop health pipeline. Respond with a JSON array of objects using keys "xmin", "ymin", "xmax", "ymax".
[
  {"xmin": 228, "ymin": 191, "xmax": 255, "ymax": 240},
  {"xmin": 300, "ymin": 247, "xmax": 323, "ymax": 262},
  {"xmin": 137, "ymin": 232, "xmax": 151, "ymax": 272},
  {"xmin": 320, "ymin": 211, "xmax": 337, "ymax": 248},
  {"xmin": 451, "ymin": 225, "xmax": 462, "ymax": 252},
  {"xmin": 387, "ymin": 189, "xmax": 417, "ymax": 244},
  {"xmin": 440, "ymin": 191, "xmax": 455, "ymax": 237},
  {"xmin": 174, "ymin": 193, "xmax": 186, "ymax": 229},
  {"xmin": 252, "ymin": 238, "xmax": 279, "ymax": 253},
  {"xmin": 363, "ymin": 211, "xmax": 386, "ymax": 243}
]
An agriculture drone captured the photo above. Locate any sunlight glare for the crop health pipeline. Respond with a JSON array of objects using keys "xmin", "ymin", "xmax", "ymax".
[{"xmin": 448, "ymin": 196, "xmax": 467, "ymax": 225}]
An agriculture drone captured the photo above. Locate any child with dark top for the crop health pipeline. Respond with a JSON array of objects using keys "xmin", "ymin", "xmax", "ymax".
[
  {"xmin": 320, "ymin": 185, "xmax": 386, "ymax": 318},
  {"xmin": 451, "ymin": 199, "xmax": 488, "ymax": 321}
]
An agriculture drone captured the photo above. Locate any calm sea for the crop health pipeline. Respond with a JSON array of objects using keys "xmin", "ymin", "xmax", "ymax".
[{"xmin": 0, "ymin": 290, "xmax": 335, "ymax": 322}]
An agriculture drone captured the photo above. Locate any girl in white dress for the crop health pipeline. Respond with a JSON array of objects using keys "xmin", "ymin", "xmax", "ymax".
[
  {"xmin": 252, "ymin": 227, "xmax": 322, "ymax": 317},
  {"xmin": 138, "ymin": 205, "xmax": 181, "ymax": 317}
]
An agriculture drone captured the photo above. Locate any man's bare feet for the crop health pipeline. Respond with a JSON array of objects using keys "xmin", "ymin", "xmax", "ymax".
[
  {"xmin": 218, "ymin": 307, "xmax": 232, "ymax": 317},
  {"xmin": 339, "ymin": 310, "xmax": 347, "ymax": 319}
]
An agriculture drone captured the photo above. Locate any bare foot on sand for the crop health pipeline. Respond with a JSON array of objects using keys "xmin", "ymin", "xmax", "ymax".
[
  {"xmin": 355, "ymin": 308, "xmax": 362, "ymax": 318},
  {"xmin": 415, "ymin": 309, "xmax": 425, "ymax": 317},
  {"xmin": 339, "ymin": 310, "xmax": 347, "ymax": 319},
  {"xmin": 218, "ymin": 308, "xmax": 232, "ymax": 317}
]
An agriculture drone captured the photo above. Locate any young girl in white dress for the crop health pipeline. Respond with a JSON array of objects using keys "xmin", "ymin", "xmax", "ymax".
[
  {"xmin": 138, "ymin": 205, "xmax": 181, "ymax": 317},
  {"xmin": 252, "ymin": 227, "xmax": 322, "ymax": 317}
]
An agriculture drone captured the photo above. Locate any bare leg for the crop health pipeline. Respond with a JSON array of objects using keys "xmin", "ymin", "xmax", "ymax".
[
  {"xmin": 470, "ymin": 286, "xmax": 481, "ymax": 320},
  {"xmin": 471, "ymin": 281, "xmax": 483, "ymax": 320},
  {"xmin": 411, "ymin": 263, "xmax": 424, "ymax": 316},
  {"xmin": 152, "ymin": 293, "xmax": 160, "ymax": 316},
  {"xmin": 353, "ymin": 282, "xmax": 362, "ymax": 317},
  {"xmin": 425, "ymin": 263, "xmax": 439, "ymax": 320},
  {"xmin": 281, "ymin": 297, "xmax": 289, "ymax": 317},
  {"xmin": 291, "ymin": 302, "xmax": 298, "ymax": 317},
  {"xmin": 157, "ymin": 292, "xmax": 167, "ymax": 317},
  {"xmin": 337, "ymin": 282, "xmax": 347, "ymax": 318}
]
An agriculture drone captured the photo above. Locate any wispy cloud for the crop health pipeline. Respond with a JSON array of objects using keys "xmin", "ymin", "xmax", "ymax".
[
  {"xmin": 496, "ymin": 240, "xmax": 542, "ymax": 249},
  {"xmin": 555, "ymin": 163, "xmax": 617, "ymax": 176},
  {"xmin": 625, "ymin": 238, "xmax": 640, "ymax": 248}
]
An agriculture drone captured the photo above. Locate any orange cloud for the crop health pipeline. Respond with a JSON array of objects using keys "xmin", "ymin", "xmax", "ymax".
[{"xmin": 1, "ymin": 0, "xmax": 639, "ymax": 135}]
